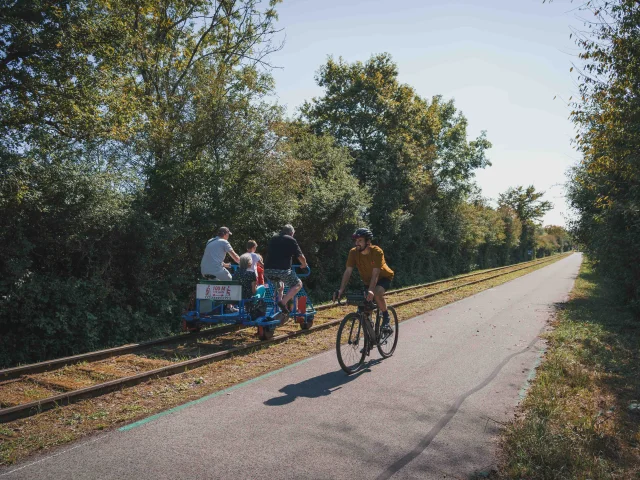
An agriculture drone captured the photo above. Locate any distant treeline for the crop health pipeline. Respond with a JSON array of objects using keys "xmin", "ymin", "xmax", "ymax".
[
  {"xmin": 0, "ymin": 0, "xmax": 571, "ymax": 367},
  {"xmin": 564, "ymin": 0, "xmax": 640, "ymax": 314}
]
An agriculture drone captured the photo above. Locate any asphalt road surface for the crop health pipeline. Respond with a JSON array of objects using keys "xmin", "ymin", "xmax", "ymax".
[{"xmin": 0, "ymin": 253, "xmax": 582, "ymax": 480}]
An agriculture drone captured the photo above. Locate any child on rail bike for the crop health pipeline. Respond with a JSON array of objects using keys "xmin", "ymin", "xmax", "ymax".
[
  {"xmin": 246, "ymin": 240, "xmax": 265, "ymax": 285},
  {"xmin": 334, "ymin": 228, "xmax": 394, "ymax": 333}
]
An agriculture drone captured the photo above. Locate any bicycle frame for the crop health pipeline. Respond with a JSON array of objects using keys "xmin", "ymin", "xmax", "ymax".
[{"xmin": 340, "ymin": 297, "xmax": 380, "ymax": 348}]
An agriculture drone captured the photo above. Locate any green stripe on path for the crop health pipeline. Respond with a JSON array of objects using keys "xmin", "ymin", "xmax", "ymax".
[{"xmin": 119, "ymin": 356, "xmax": 316, "ymax": 431}]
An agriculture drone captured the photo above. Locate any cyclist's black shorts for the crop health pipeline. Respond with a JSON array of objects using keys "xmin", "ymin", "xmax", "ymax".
[{"xmin": 365, "ymin": 277, "xmax": 391, "ymax": 292}]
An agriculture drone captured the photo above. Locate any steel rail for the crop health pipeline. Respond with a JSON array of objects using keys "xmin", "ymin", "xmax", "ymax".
[
  {"xmin": 314, "ymin": 254, "xmax": 565, "ymax": 312},
  {"xmin": 0, "ymin": 255, "xmax": 562, "ymax": 381},
  {"xmin": 0, "ymin": 324, "xmax": 241, "ymax": 382},
  {"xmin": 384, "ymin": 256, "xmax": 558, "ymax": 295},
  {"xmin": 0, "ymin": 254, "xmax": 567, "ymax": 423}
]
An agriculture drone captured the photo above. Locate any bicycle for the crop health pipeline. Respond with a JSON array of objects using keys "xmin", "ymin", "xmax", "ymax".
[{"xmin": 334, "ymin": 291, "xmax": 399, "ymax": 374}]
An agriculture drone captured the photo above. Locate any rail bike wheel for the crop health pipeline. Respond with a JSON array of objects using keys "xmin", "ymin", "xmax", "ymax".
[
  {"xmin": 257, "ymin": 326, "xmax": 274, "ymax": 341},
  {"xmin": 299, "ymin": 315, "xmax": 314, "ymax": 330},
  {"xmin": 375, "ymin": 306, "xmax": 398, "ymax": 358},
  {"xmin": 182, "ymin": 319, "xmax": 202, "ymax": 333},
  {"xmin": 336, "ymin": 313, "xmax": 367, "ymax": 374}
]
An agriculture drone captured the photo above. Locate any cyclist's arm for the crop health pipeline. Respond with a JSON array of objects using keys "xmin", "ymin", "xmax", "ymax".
[
  {"xmin": 228, "ymin": 249, "xmax": 240, "ymax": 263},
  {"xmin": 367, "ymin": 268, "xmax": 381, "ymax": 300},
  {"xmin": 297, "ymin": 254, "xmax": 308, "ymax": 269},
  {"xmin": 338, "ymin": 267, "xmax": 353, "ymax": 296}
]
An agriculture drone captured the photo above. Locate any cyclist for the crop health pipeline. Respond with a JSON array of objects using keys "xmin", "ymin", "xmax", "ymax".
[
  {"xmin": 264, "ymin": 224, "xmax": 308, "ymax": 322},
  {"xmin": 200, "ymin": 226, "xmax": 240, "ymax": 281},
  {"xmin": 334, "ymin": 228, "xmax": 394, "ymax": 333}
]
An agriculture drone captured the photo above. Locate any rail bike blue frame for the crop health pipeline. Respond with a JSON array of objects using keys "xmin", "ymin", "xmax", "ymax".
[{"xmin": 181, "ymin": 265, "xmax": 316, "ymax": 337}]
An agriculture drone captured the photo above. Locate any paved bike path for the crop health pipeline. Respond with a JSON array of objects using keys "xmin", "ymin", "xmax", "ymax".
[{"xmin": 1, "ymin": 254, "xmax": 582, "ymax": 479}]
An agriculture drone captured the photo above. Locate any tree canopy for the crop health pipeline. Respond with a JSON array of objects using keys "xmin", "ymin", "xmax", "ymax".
[{"xmin": 301, "ymin": 53, "xmax": 491, "ymax": 242}]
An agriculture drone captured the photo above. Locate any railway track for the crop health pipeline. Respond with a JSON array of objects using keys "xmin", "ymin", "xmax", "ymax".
[{"xmin": 0, "ymin": 254, "xmax": 569, "ymax": 423}]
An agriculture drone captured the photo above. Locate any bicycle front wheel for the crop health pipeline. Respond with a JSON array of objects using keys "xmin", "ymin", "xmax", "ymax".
[
  {"xmin": 336, "ymin": 312, "xmax": 367, "ymax": 374},
  {"xmin": 376, "ymin": 306, "xmax": 398, "ymax": 358}
]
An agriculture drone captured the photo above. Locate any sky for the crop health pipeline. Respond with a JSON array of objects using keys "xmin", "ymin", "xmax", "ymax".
[{"xmin": 266, "ymin": 0, "xmax": 589, "ymax": 227}]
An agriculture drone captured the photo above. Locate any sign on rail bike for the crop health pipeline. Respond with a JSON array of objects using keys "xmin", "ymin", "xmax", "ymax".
[{"xmin": 196, "ymin": 283, "xmax": 242, "ymax": 301}]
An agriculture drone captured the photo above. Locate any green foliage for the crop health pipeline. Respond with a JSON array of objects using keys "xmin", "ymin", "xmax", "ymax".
[
  {"xmin": 277, "ymin": 124, "xmax": 368, "ymax": 297},
  {"xmin": 301, "ymin": 53, "xmax": 491, "ymax": 238},
  {"xmin": 498, "ymin": 185, "xmax": 553, "ymax": 223},
  {"xmin": 301, "ymin": 53, "xmax": 498, "ymax": 282},
  {"xmin": 0, "ymin": 0, "xmax": 292, "ymax": 367},
  {"xmin": 457, "ymin": 199, "xmax": 522, "ymax": 268},
  {"xmin": 565, "ymin": 0, "xmax": 640, "ymax": 312},
  {"xmin": 498, "ymin": 185, "xmax": 553, "ymax": 261},
  {"xmin": 538, "ymin": 225, "xmax": 574, "ymax": 256},
  {"xmin": 0, "ymin": 0, "xmax": 140, "ymax": 144},
  {"xmin": 0, "ymin": 147, "xmax": 142, "ymax": 366}
]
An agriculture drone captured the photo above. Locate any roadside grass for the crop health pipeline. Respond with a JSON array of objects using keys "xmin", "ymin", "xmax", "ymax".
[
  {"xmin": 498, "ymin": 260, "xmax": 640, "ymax": 479},
  {"xmin": 0, "ymin": 254, "xmax": 568, "ymax": 467}
]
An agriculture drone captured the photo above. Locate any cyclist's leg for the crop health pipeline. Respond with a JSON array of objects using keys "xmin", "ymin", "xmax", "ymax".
[
  {"xmin": 264, "ymin": 270, "xmax": 285, "ymax": 302},
  {"xmin": 373, "ymin": 285, "xmax": 388, "ymax": 312},
  {"xmin": 279, "ymin": 270, "xmax": 302, "ymax": 309},
  {"xmin": 374, "ymin": 278, "xmax": 392, "ymax": 331},
  {"xmin": 277, "ymin": 280, "xmax": 284, "ymax": 302},
  {"xmin": 265, "ymin": 269, "xmax": 300, "ymax": 322},
  {"xmin": 281, "ymin": 279, "xmax": 302, "ymax": 305},
  {"xmin": 211, "ymin": 266, "xmax": 232, "ymax": 281}
]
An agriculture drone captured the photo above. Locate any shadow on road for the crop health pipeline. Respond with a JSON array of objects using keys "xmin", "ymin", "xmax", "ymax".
[{"xmin": 264, "ymin": 359, "xmax": 383, "ymax": 406}]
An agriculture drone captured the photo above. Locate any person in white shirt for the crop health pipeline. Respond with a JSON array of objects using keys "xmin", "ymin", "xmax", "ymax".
[
  {"xmin": 200, "ymin": 226, "xmax": 240, "ymax": 281},
  {"xmin": 246, "ymin": 240, "xmax": 263, "ymax": 274}
]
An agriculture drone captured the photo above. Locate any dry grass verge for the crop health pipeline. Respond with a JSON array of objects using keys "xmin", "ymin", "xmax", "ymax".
[
  {"xmin": 0, "ymin": 254, "xmax": 568, "ymax": 466},
  {"xmin": 497, "ymin": 260, "xmax": 640, "ymax": 479}
]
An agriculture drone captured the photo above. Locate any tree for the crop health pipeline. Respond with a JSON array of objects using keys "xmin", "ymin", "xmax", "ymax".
[
  {"xmin": 0, "ymin": 0, "xmax": 129, "ymax": 142},
  {"xmin": 301, "ymin": 53, "xmax": 491, "ymax": 241},
  {"xmin": 0, "ymin": 0, "xmax": 289, "ymax": 367},
  {"xmin": 498, "ymin": 185, "xmax": 552, "ymax": 260},
  {"xmin": 497, "ymin": 205, "xmax": 523, "ymax": 264},
  {"xmin": 563, "ymin": 0, "xmax": 640, "ymax": 311},
  {"xmin": 275, "ymin": 123, "xmax": 368, "ymax": 295},
  {"xmin": 544, "ymin": 225, "xmax": 573, "ymax": 252}
]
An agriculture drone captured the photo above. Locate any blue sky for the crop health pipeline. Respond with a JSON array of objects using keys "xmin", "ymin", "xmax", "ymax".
[{"xmin": 267, "ymin": 0, "xmax": 588, "ymax": 226}]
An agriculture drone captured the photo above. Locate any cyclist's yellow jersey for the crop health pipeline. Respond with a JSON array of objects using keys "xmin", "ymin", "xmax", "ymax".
[{"xmin": 346, "ymin": 245, "xmax": 394, "ymax": 285}]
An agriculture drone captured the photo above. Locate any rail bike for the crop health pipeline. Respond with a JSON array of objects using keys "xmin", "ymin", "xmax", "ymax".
[{"xmin": 181, "ymin": 265, "xmax": 316, "ymax": 340}]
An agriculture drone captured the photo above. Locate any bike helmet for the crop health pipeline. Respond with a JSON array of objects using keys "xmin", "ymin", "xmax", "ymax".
[{"xmin": 352, "ymin": 227, "xmax": 373, "ymax": 241}]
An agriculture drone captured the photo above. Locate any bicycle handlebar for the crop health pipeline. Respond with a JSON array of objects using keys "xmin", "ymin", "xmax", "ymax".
[
  {"xmin": 334, "ymin": 290, "xmax": 377, "ymax": 309},
  {"xmin": 293, "ymin": 264, "xmax": 311, "ymax": 278}
]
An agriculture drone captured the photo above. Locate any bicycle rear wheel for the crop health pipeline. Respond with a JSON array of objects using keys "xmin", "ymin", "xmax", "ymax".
[
  {"xmin": 336, "ymin": 312, "xmax": 367, "ymax": 374},
  {"xmin": 376, "ymin": 306, "xmax": 398, "ymax": 358}
]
